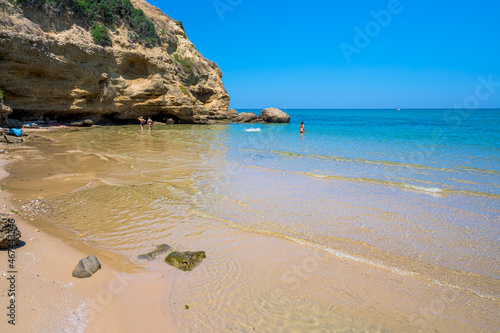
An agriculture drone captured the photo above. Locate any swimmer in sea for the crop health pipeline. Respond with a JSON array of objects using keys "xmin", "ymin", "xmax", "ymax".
[
  {"xmin": 299, "ymin": 121, "xmax": 306, "ymax": 134},
  {"xmin": 147, "ymin": 117, "xmax": 153, "ymax": 133},
  {"xmin": 138, "ymin": 116, "xmax": 146, "ymax": 132}
]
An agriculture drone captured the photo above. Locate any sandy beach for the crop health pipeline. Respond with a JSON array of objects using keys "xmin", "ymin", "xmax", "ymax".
[
  {"xmin": 1, "ymin": 0, "xmax": 498, "ymax": 330},
  {"xmin": 0, "ymin": 141, "xmax": 177, "ymax": 332},
  {"xmin": 1, "ymin": 127, "xmax": 498, "ymax": 332}
]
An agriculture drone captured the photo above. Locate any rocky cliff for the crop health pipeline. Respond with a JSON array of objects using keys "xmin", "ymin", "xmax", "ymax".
[{"xmin": 0, "ymin": 0, "xmax": 237, "ymax": 124}]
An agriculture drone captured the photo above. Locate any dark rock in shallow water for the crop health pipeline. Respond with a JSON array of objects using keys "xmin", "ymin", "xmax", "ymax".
[
  {"xmin": 0, "ymin": 214, "xmax": 21, "ymax": 249},
  {"xmin": 137, "ymin": 244, "xmax": 172, "ymax": 260},
  {"xmin": 72, "ymin": 255, "xmax": 101, "ymax": 278},
  {"xmin": 233, "ymin": 112, "xmax": 259, "ymax": 123},
  {"xmin": 165, "ymin": 251, "xmax": 206, "ymax": 271}
]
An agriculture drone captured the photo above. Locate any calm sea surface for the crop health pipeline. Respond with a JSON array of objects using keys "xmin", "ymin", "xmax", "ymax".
[{"xmin": 5, "ymin": 109, "xmax": 499, "ymax": 331}]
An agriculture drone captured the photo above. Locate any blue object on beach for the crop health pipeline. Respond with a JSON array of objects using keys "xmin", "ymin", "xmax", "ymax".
[{"xmin": 9, "ymin": 128, "xmax": 22, "ymax": 137}]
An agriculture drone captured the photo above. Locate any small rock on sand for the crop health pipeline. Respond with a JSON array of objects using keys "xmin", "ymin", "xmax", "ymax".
[{"xmin": 72, "ymin": 255, "xmax": 101, "ymax": 278}]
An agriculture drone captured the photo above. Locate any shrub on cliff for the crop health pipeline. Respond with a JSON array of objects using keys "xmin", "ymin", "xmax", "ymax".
[
  {"xmin": 173, "ymin": 53, "xmax": 194, "ymax": 73},
  {"xmin": 179, "ymin": 85, "xmax": 189, "ymax": 96},
  {"xmin": 0, "ymin": 89, "xmax": 3, "ymax": 102},
  {"xmin": 91, "ymin": 22, "xmax": 112, "ymax": 46},
  {"xmin": 17, "ymin": 0, "xmax": 160, "ymax": 47}
]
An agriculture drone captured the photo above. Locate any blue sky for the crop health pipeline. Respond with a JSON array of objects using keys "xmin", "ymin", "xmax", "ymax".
[{"xmin": 147, "ymin": 0, "xmax": 500, "ymax": 109}]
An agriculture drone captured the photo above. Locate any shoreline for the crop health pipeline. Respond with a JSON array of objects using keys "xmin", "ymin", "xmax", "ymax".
[
  {"xmin": 0, "ymin": 146, "xmax": 178, "ymax": 332},
  {"xmin": 0, "ymin": 131, "xmax": 498, "ymax": 332}
]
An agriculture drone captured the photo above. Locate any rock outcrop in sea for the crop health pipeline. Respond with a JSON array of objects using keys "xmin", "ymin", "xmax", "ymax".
[
  {"xmin": 259, "ymin": 107, "xmax": 290, "ymax": 123},
  {"xmin": 0, "ymin": 0, "xmax": 236, "ymax": 124},
  {"xmin": 232, "ymin": 107, "xmax": 290, "ymax": 123}
]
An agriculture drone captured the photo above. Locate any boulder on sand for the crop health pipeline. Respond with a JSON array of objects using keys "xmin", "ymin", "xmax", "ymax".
[
  {"xmin": 72, "ymin": 255, "xmax": 101, "ymax": 278},
  {"xmin": 0, "ymin": 213, "xmax": 21, "ymax": 249},
  {"xmin": 259, "ymin": 107, "xmax": 290, "ymax": 123}
]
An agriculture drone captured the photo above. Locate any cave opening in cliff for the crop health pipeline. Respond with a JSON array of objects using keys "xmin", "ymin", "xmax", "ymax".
[{"xmin": 151, "ymin": 113, "xmax": 181, "ymax": 124}]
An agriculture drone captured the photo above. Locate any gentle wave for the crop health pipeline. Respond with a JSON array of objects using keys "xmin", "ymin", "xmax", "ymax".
[
  {"xmin": 244, "ymin": 128, "xmax": 262, "ymax": 132},
  {"xmin": 272, "ymin": 150, "xmax": 459, "ymax": 172},
  {"xmin": 302, "ymin": 171, "xmax": 500, "ymax": 198},
  {"xmin": 243, "ymin": 164, "xmax": 500, "ymax": 198},
  {"xmin": 190, "ymin": 208, "xmax": 499, "ymax": 301},
  {"xmin": 251, "ymin": 149, "xmax": 500, "ymax": 175},
  {"xmin": 457, "ymin": 166, "xmax": 500, "ymax": 174},
  {"xmin": 190, "ymin": 208, "xmax": 414, "ymax": 276},
  {"xmin": 403, "ymin": 184, "xmax": 443, "ymax": 193}
]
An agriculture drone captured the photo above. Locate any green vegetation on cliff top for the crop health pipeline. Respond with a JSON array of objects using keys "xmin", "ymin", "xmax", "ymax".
[
  {"xmin": 91, "ymin": 22, "xmax": 112, "ymax": 46},
  {"xmin": 18, "ymin": 0, "xmax": 160, "ymax": 47}
]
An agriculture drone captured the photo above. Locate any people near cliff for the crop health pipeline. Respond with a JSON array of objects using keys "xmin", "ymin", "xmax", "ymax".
[
  {"xmin": 138, "ymin": 116, "xmax": 146, "ymax": 132},
  {"xmin": 299, "ymin": 121, "xmax": 307, "ymax": 134},
  {"xmin": 147, "ymin": 117, "xmax": 153, "ymax": 133}
]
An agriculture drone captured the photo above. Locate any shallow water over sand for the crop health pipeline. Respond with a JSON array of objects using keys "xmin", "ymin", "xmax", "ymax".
[{"xmin": 3, "ymin": 119, "xmax": 499, "ymax": 331}]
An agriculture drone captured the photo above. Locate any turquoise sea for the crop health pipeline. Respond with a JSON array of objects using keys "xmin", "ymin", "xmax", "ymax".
[
  {"xmin": 230, "ymin": 109, "xmax": 500, "ymax": 196},
  {"xmin": 5, "ymin": 108, "xmax": 499, "ymax": 331},
  {"xmin": 206, "ymin": 108, "xmax": 500, "ymax": 293}
]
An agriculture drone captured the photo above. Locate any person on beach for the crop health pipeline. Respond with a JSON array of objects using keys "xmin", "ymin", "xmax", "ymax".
[
  {"xmin": 147, "ymin": 117, "xmax": 153, "ymax": 133},
  {"xmin": 299, "ymin": 121, "xmax": 306, "ymax": 134},
  {"xmin": 138, "ymin": 116, "xmax": 146, "ymax": 132}
]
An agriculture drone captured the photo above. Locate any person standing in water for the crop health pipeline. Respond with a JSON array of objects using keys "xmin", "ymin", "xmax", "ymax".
[
  {"xmin": 147, "ymin": 117, "xmax": 154, "ymax": 133},
  {"xmin": 138, "ymin": 116, "xmax": 146, "ymax": 132},
  {"xmin": 299, "ymin": 121, "xmax": 306, "ymax": 134}
]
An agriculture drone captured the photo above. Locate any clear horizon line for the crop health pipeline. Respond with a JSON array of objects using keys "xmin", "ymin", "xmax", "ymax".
[{"xmin": 231, "ymin": 107, "xmax": 500, "ymax": 110}]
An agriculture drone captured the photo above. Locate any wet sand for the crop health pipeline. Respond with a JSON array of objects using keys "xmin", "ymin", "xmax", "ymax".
[
  {"xmin": 0, "ymin": 143, "xmax": 177, "ymax": 332},
  {"xmin": 0, "ymin": 130, "xmax": 498, "ymax": 332}
]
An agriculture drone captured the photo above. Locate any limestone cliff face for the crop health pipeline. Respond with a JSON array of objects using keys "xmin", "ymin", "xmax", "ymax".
[{"xmin": 0, "ymin": 0, "xmax": 236, "ymax": 123}]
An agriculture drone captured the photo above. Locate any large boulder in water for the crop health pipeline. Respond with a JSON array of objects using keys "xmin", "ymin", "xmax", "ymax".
[
  {"xmin": 233, "ymin": 112, "xmax": 259, "ymax": 123},
  {"xmin": 0, "ymin": 214, "xmax": 21, "ymax": 249},
  {"xmin": 165, "ymin": 251, "xmax": 206, "ymax": 271},
  {"xmin": 259, "ymin": 108, "xmax": 290, "ymax": 123},
  {"xmin": 72, "ymin": 255, "xmax": 101, "ymax": 278}
]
